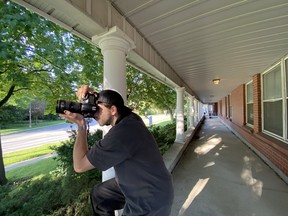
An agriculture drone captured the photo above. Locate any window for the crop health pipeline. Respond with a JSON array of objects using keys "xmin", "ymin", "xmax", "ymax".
[
  {"xmin": 262, "ymin": 64, "xmax": 283, "ymax": 137},
  {"xmin": 228, "ymin": 94, "xmax": 232, "ymax": 119},
  {"xmin": 246, "ymin": 81, "xmax": 253, "ymax": 126},
  {"xmin": 225, "ymin": 96, "xmax": 229, "ymax": 118},
  {"xmin": 286, "ymin": 58, "xmax": 288, "ymax": 140}
]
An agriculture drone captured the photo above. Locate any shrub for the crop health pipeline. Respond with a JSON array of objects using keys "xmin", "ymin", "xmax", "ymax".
[
  {"xmin": 51, "ymin": 129, "xmax": 102, "ymax": 178},
  {"xmin": 149, "ymin": 121, "xmax": 176, "ymax": 155},
  {"xmin": 0, "ymin": 129, "xmax": 103, "ymax": 216},
  {"xmin": 0, "ymin": 105, "xmax": 27, "ymax": 126}
]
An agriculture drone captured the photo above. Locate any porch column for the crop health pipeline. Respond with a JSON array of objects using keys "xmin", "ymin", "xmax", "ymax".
[
  {"xmin": 175, "ymin": 87, "xmax": 185, "ymax": 143},
  {"xmin": 194, "ymin": 99, "xmax": 198, "ymax": 124},
  {"xmin": 188, "ymin": 95, "xmax": 195, "ymax": 128},
  {"xmin": 92, "ymin": 26, "xmax": 135, "ymax": 182}
]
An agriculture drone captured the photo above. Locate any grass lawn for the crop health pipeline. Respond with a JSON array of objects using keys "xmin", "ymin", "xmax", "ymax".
[
  {"xmin": 154, "ymin": 120, "xmax": 173, "ymax": 127},
  {"xmin": 6, "ymin": 157, "xmax": 58, "ymax": 181},
  {"xmin": 3, "ymin": 142, "xmax": 61, "ymax": 166}
]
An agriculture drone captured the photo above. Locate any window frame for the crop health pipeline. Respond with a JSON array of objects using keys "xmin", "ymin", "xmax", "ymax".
[
  {"xmin": 245, "ymin": 80, "xmax": 254, "ymax": 128},
  {"xmin": 284, "ymin": 56, "xmax": 288, "ymax": 142},
  {"xmin": 261, "ymin": 62, "xmax": 284, "ymax": 140}
]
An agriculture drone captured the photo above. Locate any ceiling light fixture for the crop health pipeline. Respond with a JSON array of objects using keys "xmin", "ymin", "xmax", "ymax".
[{"xmin": 212, "ymin": 79, "xmax": 220, "ymax": 84}]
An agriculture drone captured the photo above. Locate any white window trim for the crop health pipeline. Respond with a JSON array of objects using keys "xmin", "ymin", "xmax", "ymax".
[
  {"xmin": 245, "ymin": 80, "xmax": 253, "ymax": 128},
  {"xmin": 261, "ymin": 62, "xmax": 284, "ymax": 141},
  {"xmin": 283, "ymin": 56, "xmax": 288, "ymax": 141}
]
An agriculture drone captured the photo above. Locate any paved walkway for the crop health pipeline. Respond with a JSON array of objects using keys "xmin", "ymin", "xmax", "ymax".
[{"xmin": 170, "ymin": 117, "xmax": 288, "ymax": 216}]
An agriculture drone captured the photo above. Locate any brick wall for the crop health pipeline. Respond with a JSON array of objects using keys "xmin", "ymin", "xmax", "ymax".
[
  {"xmin": 221, "ymin": 98, "xmax": 226, "ymax": 117},
  {"xmin": 218, "ymin": 74, "xmax": 288, "ymax": 182},
  {"xmin": 227, "ymin": 95, "xmax": 231, "ymax": 118},
  {"xmin": 231, "ymin": 85, "xmax": 245, "ymax": 126}
]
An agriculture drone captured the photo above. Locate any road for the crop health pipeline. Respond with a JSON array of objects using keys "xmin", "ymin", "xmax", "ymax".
[
  {"xmin": 1, "ymin": 120, "xmax": 99, "ymax": 154},
  {"xmin": 1, "ymin": 114, "xmax": 171, "ymax": 154}
]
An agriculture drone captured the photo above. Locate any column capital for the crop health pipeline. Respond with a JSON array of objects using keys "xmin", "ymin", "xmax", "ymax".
[
  {"xmin": 189, "ymin": 95, "xmax": 195, "ymax": 99},
  {"xmin": 175, "ymin": 86, "xmax": 185, "ymax": 92},
  {"xmin": 92, "ymin": 26, "xmax": 135, "ymax": 54}
]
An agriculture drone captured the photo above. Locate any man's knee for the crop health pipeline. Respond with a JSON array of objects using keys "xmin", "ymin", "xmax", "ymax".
[{"xmin": 91, "ymin": 183, "xmax": 104, "ymax": 203}]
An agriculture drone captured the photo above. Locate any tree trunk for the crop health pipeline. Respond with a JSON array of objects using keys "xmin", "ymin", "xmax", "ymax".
[
  {"xmin": 0, "ymin": 84, "xmax": 15, "ymax": 108},
  {"xmin": 0, "ymin": 131, "xmax": 8, "ymax": 185},
  {"xmin": 168, "ymin": 109, "xmax": 174, "ymax": 120}
]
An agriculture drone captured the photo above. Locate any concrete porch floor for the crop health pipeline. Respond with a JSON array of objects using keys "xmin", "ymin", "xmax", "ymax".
[{"xmin": 170, "ymin": 117, "xmax": 288, "ymax": 216}]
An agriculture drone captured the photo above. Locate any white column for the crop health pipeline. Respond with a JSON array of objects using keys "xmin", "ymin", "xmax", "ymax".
[
  {"xmin": 175, "ymin": 87, "xmax": 185, "ymax": 143},
  {"xmin": 92, "ymin": 26, "xmax": 135, "ymax": 182},
  {"xmin": 93, "ymin": 26, "xmax": 135, "ymax": 100},
  {"xmin": 194, "ymin": 99, "xmax": 199, "ymax": 124},
  {"xmin": 188, "ymin": 96, "xmax": 194, "ymax": 129}
]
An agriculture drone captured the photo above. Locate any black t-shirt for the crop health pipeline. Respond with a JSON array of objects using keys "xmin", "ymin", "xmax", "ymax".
[{"xmin": 87, "ymin": 113, "xmax": 174, "ymax": 215}]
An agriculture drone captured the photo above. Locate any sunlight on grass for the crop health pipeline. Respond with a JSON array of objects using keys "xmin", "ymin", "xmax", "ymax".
[
  {"xmin": 6, "ymin": 158, "xmax": 58, "ymax": 181},
  {"xmin": 3, "ymin": 142, "xmax": 62, "ymax": 166}
]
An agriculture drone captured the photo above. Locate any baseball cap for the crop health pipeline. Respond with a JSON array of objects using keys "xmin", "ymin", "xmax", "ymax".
[{"xmin": 97, "ymin": 89, "xmax": 125, "ymax": 107}]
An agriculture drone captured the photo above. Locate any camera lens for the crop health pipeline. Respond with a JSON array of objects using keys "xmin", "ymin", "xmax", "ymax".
[
  {"xmin": 56, "ymin": 94, "xmax": 98, "ymax": 118},
  {"xmin": 56, "ymin": 100, "xmax": 82, "ymax": 114}
]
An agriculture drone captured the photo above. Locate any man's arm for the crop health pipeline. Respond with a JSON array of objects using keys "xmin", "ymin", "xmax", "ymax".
[
  {"xmin": 73, "ymin": 125, "xmax": 95, "ymax": 173},
  {"xmin": 59, "ymin": 110, "xmax": 94, "ymax": 173},
  {"xmin": 59, "ymin": 85, "xmax": 96, "ymax": 173}
]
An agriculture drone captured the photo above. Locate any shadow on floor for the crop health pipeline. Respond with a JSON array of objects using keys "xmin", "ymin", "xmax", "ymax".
[{"xmin": 170, "ymin": 117, "xmax": 288, "ymax": 216}]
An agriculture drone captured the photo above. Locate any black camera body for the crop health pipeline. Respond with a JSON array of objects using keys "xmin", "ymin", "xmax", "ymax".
[{"xmin": 56, "ymin": 93, "xmax": 98, "ymax": 118}]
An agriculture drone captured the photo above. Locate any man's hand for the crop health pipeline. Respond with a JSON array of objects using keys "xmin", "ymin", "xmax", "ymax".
[
  {"xmin": 59, "ymin": 84, "xmax": 97, "ymax": 126},
  {"xmin": 59, "ymin": 110, "xmax": 85, "ymax": 126},
  {"xmin": 76, "ymin": 85, "xmax": 95, "ymax": 101}
]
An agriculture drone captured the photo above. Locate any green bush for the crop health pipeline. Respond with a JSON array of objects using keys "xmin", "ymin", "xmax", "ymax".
[
  {"xmin": 0, "ymin": 129, "xmax": 103, "ymax": 216},
  {"xmin": 51, "ymin": 129, "xmax": 103, "ymax": 178},
  {"xmin": 0, "ymin": 105, "xmax": 28, "ymax": 126},
  {"xmin": 149, "ymin": 121, "xmax": 176, "ymax": 155}
]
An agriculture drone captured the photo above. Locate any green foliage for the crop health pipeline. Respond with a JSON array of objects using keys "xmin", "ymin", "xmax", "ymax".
[
  {"xmin": 0, "ymin": 129, "xmax": 103, "ymax": 216},
  {"xmin": 6, "ymin": 158, "xmax": 58, "ymax": 180},
  {"xmin": 51, "ymin": 129, "xmax": 102, "ymax": 178},
  {"xmin": 126, "ymin": 65, "xmax": 176, "ymax": 116},
  {"xmin": 0, "ymin": 0, "xmax": 103, "ymax": 111},
  {"xmin": 0, "ymin": 104, "xmax": 27, "ymax": 124},
  {"xmin": 0, "ymin": 176, "xmax": 62, "ymax": 216},
  {"xmin": 0, "ymin": 174, "xmax": 94, "ymax": 216},
  {"xmin": 3, "ymin": 143, "xmax": 59, "ymax": 166},
  {"xmin": 149, "ymin": 121, "xmax": 176, "ymax": 155},
  {"xmin": 0, "ymin": 1, "xmax": 176, "ymax": 119}
]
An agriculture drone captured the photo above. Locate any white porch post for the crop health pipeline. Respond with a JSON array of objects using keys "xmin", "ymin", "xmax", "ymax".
[
  {"xmin": 92, "ymin": 26, "xmax": 135, "ymax": 182},
  {"xmin": 188, "ymin": 95, "xmax": 194, "ymax": 129},
  {"xmin": 175, "ymin": 87, "xmax": 185, "ymax": 143},
  {"xmin": 194, "ymin": 99, "xmax": 199, "ymax": 124}
]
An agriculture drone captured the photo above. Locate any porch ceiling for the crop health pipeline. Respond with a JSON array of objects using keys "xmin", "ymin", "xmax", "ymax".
[{"xmin": 13, "ymin": 0, "xmax": 288, "ymax": 103}]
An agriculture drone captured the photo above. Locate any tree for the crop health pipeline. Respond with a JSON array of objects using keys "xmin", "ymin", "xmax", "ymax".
[
  {"xmin": 30, "ymin": 100, "xmax": 46, "ymax": 124},
  {"xmin": 0, "ymin": 0, "xmax": 103, "ymax": 183},
  {"xmin": 0, "ymin": 0, "xmax": 103, "ymax": 112},
  {"xmin": 0, "ymin": 133, "xmax": 7, "ymax": 185},
  {"xmin": 126, "ymin": 65, "xmax": 176, "ymax": 117}
]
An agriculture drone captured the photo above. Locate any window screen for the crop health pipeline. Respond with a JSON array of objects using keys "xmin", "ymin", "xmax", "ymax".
[
  {"xmin": 263, "ymin": 65, "xmax": 283, "ymax": 137},
  {"xmin": 246, "ymin": 82, "xmax": 253, "ymax": 125}
]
